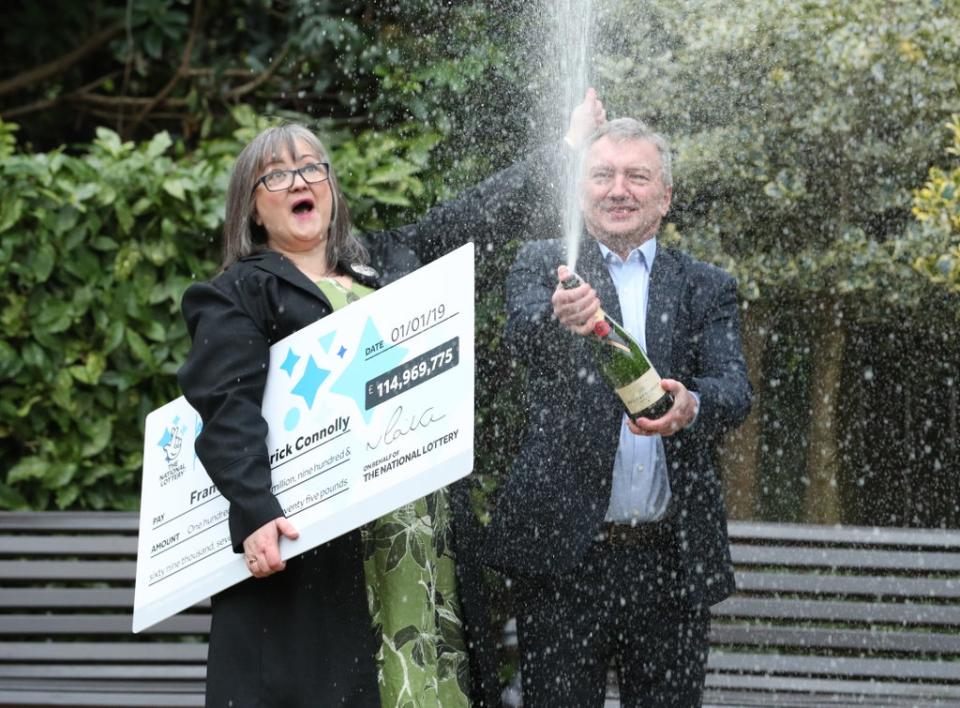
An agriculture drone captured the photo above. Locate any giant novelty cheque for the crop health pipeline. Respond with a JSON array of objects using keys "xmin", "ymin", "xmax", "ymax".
[{"xmin": 133, "ymin": 244, "xmax": 475, "ymax": 632}]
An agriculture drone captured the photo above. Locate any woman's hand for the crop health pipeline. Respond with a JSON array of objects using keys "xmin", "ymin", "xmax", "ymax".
[{"xmin": 243, "ymin": 517, "xmax": 300, "ymax": 579}]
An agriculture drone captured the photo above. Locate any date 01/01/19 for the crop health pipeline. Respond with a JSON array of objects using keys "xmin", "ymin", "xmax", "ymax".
[{"xmin": 390, "ymin": 304, "xmax": 447, "ymax": 342}]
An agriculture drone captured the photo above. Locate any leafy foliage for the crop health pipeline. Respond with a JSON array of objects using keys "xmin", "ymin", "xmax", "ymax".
[
  {"xmin": 913, "ymin": 115, "xmax": 960, "ymax": 294},
  {"xmin": 0, "ymin": 0, "xmax": 530, "ymax": 510},
  {"xmin": 0, "ymin": 123, "xmax": 221, "ymax": 510},
  {"xmin": 593, "ymin": 0, "xmax": 960, "ymax": 310},
  {"xmin": 7, "ymin": 0, "xmax": 960, "ymax": 530},
  {"xmin": 0, "ymin": 0, "xmax": 524, "ymax": 164},
  {"xmin": 0, "ymin": 112, "xmax": 446, "ymax": 510}
]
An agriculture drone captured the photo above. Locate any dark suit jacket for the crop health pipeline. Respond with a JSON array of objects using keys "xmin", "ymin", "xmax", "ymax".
[
  {"xmin": 485, "ymin": 235, "xmax": 752, "ymax": 608},
  {"xmin": 176, "ymin": 144, "xmax": 566, "ymax": 706}
]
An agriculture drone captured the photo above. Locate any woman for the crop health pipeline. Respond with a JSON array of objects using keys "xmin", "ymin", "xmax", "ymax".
[{"xmin": 178, "ymin": 96, "xmax": 603, "ymax": 708}]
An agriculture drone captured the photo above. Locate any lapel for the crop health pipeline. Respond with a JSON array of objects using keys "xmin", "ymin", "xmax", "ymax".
[
  {"xmin": 243, "ymin": 250, "xmax": 382, "ymax": 314},
  {"xmin": 576, "ymin": 237, "xmax": 623, "ymax": 326},
  {"xmin": 244, "ymin": 250, "xmax": 331, "ymax": 304},
  {"xmin": 249, "ymin": 251, "xmax": 382, "ymax": 291},
  {"xmin": 645, "ymin": 245, "xmax": 683, "ymax": 374}
]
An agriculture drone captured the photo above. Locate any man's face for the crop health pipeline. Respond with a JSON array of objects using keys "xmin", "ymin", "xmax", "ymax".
[{"xmin": 580, "ymin": 136, "xmax": 672, "ymax": 251}]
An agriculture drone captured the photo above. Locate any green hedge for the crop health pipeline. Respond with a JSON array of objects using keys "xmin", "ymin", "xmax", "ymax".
[{"xmin": 0, "ymin": 112, "xmax": 443, "ymax": 510}]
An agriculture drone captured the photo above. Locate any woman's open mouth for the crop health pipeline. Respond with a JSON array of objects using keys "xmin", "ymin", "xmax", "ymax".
[{"xmin": 291, "ymin": 198, "xmax": 315, "ymax": 217}]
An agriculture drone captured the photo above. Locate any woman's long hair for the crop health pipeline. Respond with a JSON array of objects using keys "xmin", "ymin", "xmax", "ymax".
[{"xmin": 220, "ymin": 123, "xmax": 367, "ymax": 271}]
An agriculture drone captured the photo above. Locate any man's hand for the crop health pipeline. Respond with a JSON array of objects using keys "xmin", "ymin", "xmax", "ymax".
[
  {"xmin": 564, "ymin": 87, "xmax": 607, "ymax": 149},
  {"xmin": 627, "ymin": 379, "xmax": 698, "ymax": 437},
  {"xmin": 553, "ymin": 265, "xmax": 601, "ymax": 336},
  {"xmin": 243, "ymin": 516, "xmax": 300, "ymax": 579}
]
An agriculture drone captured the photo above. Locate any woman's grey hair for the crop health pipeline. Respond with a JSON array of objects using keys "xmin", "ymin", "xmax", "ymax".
[
  {"xmin": 221, "ymin": 123, "xmax": 367, "ymax": 270},
  {"xmin": 588, "ymin": 118, "xmax": 673, "ymax": 189}
]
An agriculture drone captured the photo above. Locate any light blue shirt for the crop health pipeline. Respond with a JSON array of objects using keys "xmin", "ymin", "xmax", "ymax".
[{"xmin": 597, "ymin": 239, "xmax": 672, "ymax": 524}]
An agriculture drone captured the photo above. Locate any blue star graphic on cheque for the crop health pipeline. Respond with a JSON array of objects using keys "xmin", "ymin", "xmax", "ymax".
[
  {"xmin": 279, "ymin": 348, "xmax": 301, "ymax": 377},
  {"xmin": 290, "ymin": 356, "xmax": 330, "ymax": 409},
  {"xmin": 330, "ymin": 317, "xmax": 406, "ymax": 424}
]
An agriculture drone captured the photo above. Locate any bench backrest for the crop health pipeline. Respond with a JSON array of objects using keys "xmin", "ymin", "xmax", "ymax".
[
  {"xmin": 708, "ymin": 521, "xmax": 960, "ymax": 705},
  {"xmin": 0, "ymin": 511, "xmax": 209, "ymax": 706},
  {"xmin": 4, "ymin": 512, "xmax": 960, "ymax": 706}
]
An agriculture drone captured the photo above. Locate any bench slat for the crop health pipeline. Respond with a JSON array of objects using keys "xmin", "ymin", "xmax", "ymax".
[
  {"xmin": 0, "ymin": 678, "xmax": 205, "ymax": 693},
  {"xmin": 735, "ymin": 571, "xmax": 960, "ymax": 599},
  {"xmin": 0, "ymin": 536, "xmax": 137, "ymax": 557},
  {"xmin": 728, "ymin": 521, "xmax": 960, "ymax": 549},
  {"xmin": 713, "ymin": 597, "xmax": 960, "ymax": 626},
  {"xmin": 0, "ymin": 615, "xmax": 210, "ymax": 636},
  {"xmin": 0, "ymin": 589, "xmax": 133, "ymax": 609},
  {"xmin": 709, "ymin": 651, "xmax": 960, "ymax": 681},
  {"xmin": 0, "ymin": 560, "xmax": 136, "ymax": 582},
  {"xmin": 705, "ymin": 672, "xmax": 960, "ymax": 699},
  {"xmin": 0, "ymin": 687, "xmax": 203, "ymax": 707},
  {"xmin": 0, "ymin": 643, "xmax": 208, "ymax": 662},
  {"xmin": 731, "ymin": 545, "xmax": 960, "ymax": 572},
  {"xmin": 710, "ymin": 624, "xmax": 960, "ymax": 653},
  {"xmin": 0, "ymin": 513, "xmax": 139, "ymax": 533},
  {"xmin": 0, "ymin": 665, "xmax": 205, "ymax": 680},
  {"xmin": 0, "ymin": 590, "xmax": 211, "ymax": 611},
  {"xmin": 703, "ymin": 686, "xmax": 953, "ymax": 707}
]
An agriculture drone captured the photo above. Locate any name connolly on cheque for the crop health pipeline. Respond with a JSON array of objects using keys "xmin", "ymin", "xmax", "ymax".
[{"xmin": 362, "ymin": 429, "xmax": 460, "ymax": 482}]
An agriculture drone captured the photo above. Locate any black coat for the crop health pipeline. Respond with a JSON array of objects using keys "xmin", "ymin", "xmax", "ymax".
[
  {"xmin": 176, "ymin": 145, "xmax": 564, "ymax": 707},
  {"xmin": 179, "ymin": 253, "xmax": 382, "ymax": 707},
  {"xmin": 484, "ymin": 236, "xmax": 753, "ymax": 608}
]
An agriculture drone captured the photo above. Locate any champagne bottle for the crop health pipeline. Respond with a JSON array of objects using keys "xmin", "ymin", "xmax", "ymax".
[{"xmin": 561, "ymin": 273, "xmax": 673, "ymax": 421}]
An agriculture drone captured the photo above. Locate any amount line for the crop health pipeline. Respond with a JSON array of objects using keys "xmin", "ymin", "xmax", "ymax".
[
  {"xmin": 274, "ymin": 457, "xmax": 350, "ymax": 499},
  {"xmin": 149, "ymin": 516, "xmax": 229, "ymax": 559},
  {"xmin": 147, "ymin": 543, "xmax": 232, "ymax": 587},
  {"xmin": 286, "ymin": 487, "xmax": 349, "ymax": 519}
]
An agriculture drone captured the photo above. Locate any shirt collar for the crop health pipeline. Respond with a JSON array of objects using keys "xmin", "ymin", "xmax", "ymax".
[{"xmin": 597, "ymin": 237, "xmax": 658, "ymax": 270}]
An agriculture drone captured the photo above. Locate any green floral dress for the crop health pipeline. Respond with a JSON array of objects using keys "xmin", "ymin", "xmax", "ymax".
[{"xmin": 316, "ymin": 278, "xmax": 471, "ymax": 708}]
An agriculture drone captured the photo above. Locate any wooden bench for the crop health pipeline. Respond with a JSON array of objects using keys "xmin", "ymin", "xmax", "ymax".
[
  {"xmin": 0, "ymin": 511, "xmax": 209, "ymax": 707},
  {"xmin": 4, "ymin": 513, "xmax": 960, "ymax": 707},
  {"xmin": 502, "ymin": 521, "xmax": 960, "ymax": 707},
  {"xmin": 704, "ymin": 521, "xmax": 960, "ymax": 707}
]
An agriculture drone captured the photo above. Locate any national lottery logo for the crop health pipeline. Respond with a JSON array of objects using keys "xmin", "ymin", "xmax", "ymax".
[
  {"xmin": 157, "ymin": 416, "xmax": 187, "ymax": 463},
  {"xmin": 156, "ymin": 416, "xmax": 189, "ymax": 486}
]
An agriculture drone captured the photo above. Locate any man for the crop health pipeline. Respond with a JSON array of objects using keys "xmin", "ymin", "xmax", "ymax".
[{"xmin": 485, "ymin": 117, "xmax": 752, "ymax": 706}]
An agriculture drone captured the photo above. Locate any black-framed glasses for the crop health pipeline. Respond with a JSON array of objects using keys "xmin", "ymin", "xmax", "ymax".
[{"xmin": 254, "ymin": 162, "xmax": 330, "ymax": 192}]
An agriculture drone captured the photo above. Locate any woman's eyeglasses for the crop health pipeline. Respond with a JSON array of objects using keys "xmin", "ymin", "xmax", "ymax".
[{"xmin": 254, "ymin": 162, "xmax": 330, "ymax": 192}]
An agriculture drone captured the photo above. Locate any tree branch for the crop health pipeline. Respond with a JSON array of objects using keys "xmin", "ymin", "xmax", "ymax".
[
  {"xmin": 71, "ymin": 92, "xmax": 188, "ymax": 109},
  {"xmin": 225, "ymin": 43, "xmax": 292, "ymax": 100},
  {"xmin": 0, "ymin": 20, "xmax": 125, "ymax": 98},
  {"xmin": 2, "ymin": 97, "xmax": 59, "ymax": 120},
  {"xmin": 184, "ymin": 67, "xmax": 263, "ymax": 79},
  {"xmin": 80, "ymin": 106, "xmax": 190, "ymax": 124},
  {"xmin": 1, "ymin": 72, "xmax": 120, "ymax": 120},
  {"xmin": 128, "ymin": 0, "xmax": 204, "ymax": 134}
]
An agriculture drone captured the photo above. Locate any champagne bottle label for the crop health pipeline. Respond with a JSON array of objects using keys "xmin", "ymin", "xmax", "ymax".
[
  {"xmin": 615, "ymin": 368, "xmax": 664, "ymax": 415},
  {"xmin": 561, "ymin": 270, "xmax": 671, "ymax": 419}
]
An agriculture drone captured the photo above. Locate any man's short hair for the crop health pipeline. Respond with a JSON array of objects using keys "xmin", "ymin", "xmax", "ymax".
[{"xmin": 588, "ymin": 118, "xmax": 673, "ymax": 189}]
